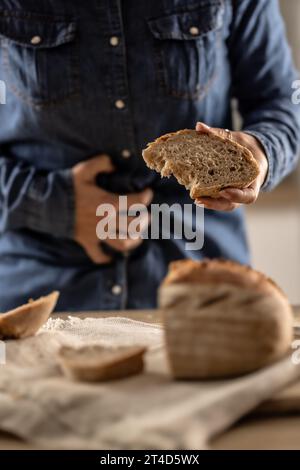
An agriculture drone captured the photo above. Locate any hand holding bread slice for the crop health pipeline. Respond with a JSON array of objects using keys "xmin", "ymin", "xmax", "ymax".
[{"xmin": 143, "ymin": 123, "xmax": 268, "ymax": 210}]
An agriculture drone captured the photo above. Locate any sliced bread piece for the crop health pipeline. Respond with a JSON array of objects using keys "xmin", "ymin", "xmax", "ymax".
[
  {"xmin": 58, "ymin": 345, "xmax": 147, "ymax": 382},
  {"xmin": 142, "ymin": 129, "xmax": 259, "ymax": 198},
  {"xmin": 0, "ymin": 291, "xmax": 59, "ymax": 340}
]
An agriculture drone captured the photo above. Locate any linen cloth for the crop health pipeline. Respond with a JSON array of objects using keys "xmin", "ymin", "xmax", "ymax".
[{"xmin": 0, "ymin": 316, "xmax": 299, "ymax": 449}]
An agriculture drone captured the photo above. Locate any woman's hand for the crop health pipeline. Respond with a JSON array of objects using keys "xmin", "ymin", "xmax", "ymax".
[
  {"xmin": 195, "ymin": 122, "xmax": 269, "ymax": 212},
  {"xmin": 72, "ymin": 154, "xmax": 153, "ymax": 263}
]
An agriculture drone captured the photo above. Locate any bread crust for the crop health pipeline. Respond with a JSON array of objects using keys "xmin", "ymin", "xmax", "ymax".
[
  {"xmin": 0, "ymin": 291, "xmax": 59, "ymax": 339},
  {"xmin": 143, "ymin": 129, "xmax": 260, "ymax": 198},
  {"xmin": 58, "ymin": 345, "xmax": 147, "ymax": 382},
  {"xmin": 162, "ymin": 259, "xmax": 285, "ymax": 298},
  {"xmin": 146, "ymin": 129, "xmax": 256, "ymax": 165}
]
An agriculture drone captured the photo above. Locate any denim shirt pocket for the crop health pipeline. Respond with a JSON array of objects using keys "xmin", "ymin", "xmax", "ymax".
[
  {"xmin": 0, "ymin": 9, "xmax": 80, "ymax": 108},
  {"xmin": 147, "ymin": 1, "xmax": 224, "ymax": 100}
]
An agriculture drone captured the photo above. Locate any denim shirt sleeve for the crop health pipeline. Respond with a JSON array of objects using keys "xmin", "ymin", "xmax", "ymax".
[
  {"xmin": 0, "ymin": 155, "xmax": 74, "ymax": 238},
  {"xmin": 229, "ymin": 0, "xmax": 300, "ymax": 191}
]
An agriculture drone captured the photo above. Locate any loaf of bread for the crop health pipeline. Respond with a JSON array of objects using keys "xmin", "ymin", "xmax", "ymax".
[
  {"xmin": 159, "ymin": 259, "xmax": 293, "ymax": 379},
  {"xmin": 142, "ymin": 129, "xmax": 259, "ymax": 198},
  {"xmin": 58, "ymin": 345, "xmax": 147, "ymax": 382},
  {"xmin": 0, "ymin": 291, "xmax": 59, "ymax": 340}
]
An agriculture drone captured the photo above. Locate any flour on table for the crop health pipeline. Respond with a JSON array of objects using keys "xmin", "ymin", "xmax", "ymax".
[{"xmin": 42, "ymin": 316, "xmax": 163, "ymax": 350}]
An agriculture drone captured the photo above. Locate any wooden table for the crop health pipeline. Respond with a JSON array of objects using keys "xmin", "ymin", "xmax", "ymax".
[{"xmin": 0, "ymin": 307, "xmax": 299, "ymax": 450}]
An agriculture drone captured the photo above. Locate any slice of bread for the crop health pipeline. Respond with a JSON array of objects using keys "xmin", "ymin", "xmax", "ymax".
[
  {"xmin": 142, "ymin": 129, "xmax": 260, "ymax": 198},
  {"xmin": 0, "ymin": 291, "xmax": 59, "ymax": 340},
  {"xmin": 58, "ymin": 345, "xmax": 147, "ymax": 382}
]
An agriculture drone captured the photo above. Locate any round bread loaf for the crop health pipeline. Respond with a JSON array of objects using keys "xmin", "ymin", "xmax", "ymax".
[{"xmin": 159, "ymin": 259, "xmax": 293, "ymax": 379}]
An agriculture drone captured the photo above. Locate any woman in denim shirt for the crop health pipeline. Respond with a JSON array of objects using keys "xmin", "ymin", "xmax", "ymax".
[{"xmin": 0, "ymin": 0, "xmax": 299, "ymax": 311}]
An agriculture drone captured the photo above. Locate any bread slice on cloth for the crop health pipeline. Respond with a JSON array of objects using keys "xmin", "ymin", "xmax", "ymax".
[
  {"xmin": 159, "ymin": 259, "xmax": 293, "ymax": 379},
  {"xmin": 58, "ymin": 345, "xmax": 147, "ymax": 382},
  {"xmin": 142, "ymin": 129, "xmax": 259, "ymax": 198}
]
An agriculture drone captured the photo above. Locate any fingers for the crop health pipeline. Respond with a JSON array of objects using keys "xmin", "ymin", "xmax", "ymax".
[
  {"xmin": 196, "ymin": 122, "xmax": 234, "ymax": 141},
  {"xmin": 73, "ymin": 154, "xmax": 115, "ymax": 183},
  {"xmin": 219, "ymin": 187, "xmax": 258, "ymax": 205},
  {"xmin": 196, "ymin": 181, "xmax": 259, "ymax": 211},
  {"xmin": 118, "ymin": 210, "xmax": 150, "ymax": 236},
  {"xmin": 196, "ymin": 197, "xmax": 239, "ymax": 212},
  {"xmin": 196, "ymin": 122, "xmax": 211, "ymax": 133},
  {"xmin": 76, "ymin": 186, "xmax": 153, "ymax": 259},
  {"xmin": 81, "ymin": 241, "xmax": 111, "ymax": 265},
  {"xmin": 73, "ymin": 154, "xmax": 153, "ymax": 259},
  {"xmin": 127, "ymin": 188, "xmax": 153, "ymax": 207},
  {"xmin": 100, "ymin": 208, "xmax": 150, "ymax": 253},
  {"xmin": 105, "ymin": 237, "xmax": 143, "ymax": 253},
  {"xmin": 99, "ymin": 187, "xmax": 153, "ymax": 211}
]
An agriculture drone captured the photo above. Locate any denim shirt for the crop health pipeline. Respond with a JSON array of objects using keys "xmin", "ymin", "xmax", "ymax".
[{"xmin": 0, "ymin": 0, "xmax": 299, "ymax": 311}]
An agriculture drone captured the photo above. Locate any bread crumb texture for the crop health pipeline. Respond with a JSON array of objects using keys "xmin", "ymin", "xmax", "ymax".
[{"xmin": 142, "ymin": 129, "xmax": 259, "ymax": 198}]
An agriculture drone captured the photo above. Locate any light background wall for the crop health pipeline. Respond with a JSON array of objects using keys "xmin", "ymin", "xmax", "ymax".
[{"xmin": 279, "ymin": 0, "xmax": 300, "ymax": 69}]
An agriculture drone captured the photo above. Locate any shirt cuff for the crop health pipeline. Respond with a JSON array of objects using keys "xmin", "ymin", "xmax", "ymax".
[{"xmin": 242, "ymin": 129, "xmax": 274, "ymax": 191}]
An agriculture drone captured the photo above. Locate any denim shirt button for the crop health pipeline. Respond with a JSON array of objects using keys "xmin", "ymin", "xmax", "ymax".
[
  {"xmin": 189, "ymin": 26, "xmax": 199, "ymax": 36},
  {"xmin": 110, "ymin": 36, "xmax": 119, "ymax": 46},
  {"xmin": 115, "ymin": 99, "xmax": 125, "ymax": 109},
  {"xmin": 30, "ymin": 35, "xmax": 42, "ymax": 45},
  {"xmin": 112, "ymin": 284, "xmax": 122, "ymax": 295},
  {"xmin": 121, "ymin": 149, "xmax": 131, "ymax": 159}
]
